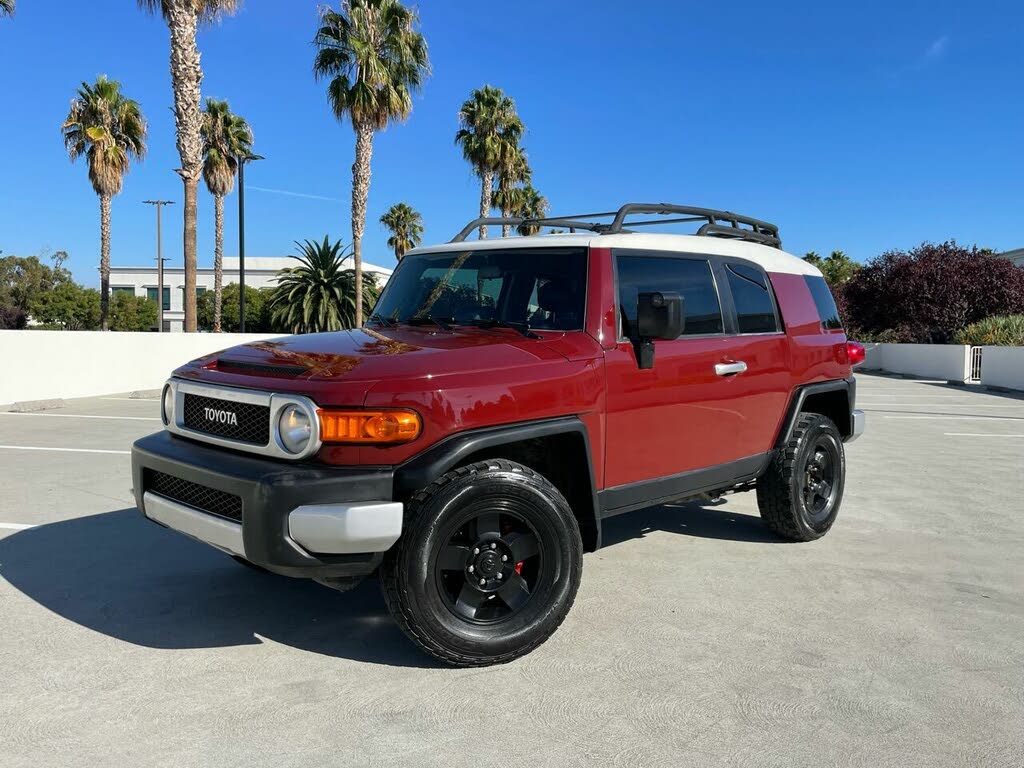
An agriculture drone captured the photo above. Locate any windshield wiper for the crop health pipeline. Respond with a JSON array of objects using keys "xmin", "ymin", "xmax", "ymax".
[
  {"xmin": 405, "ymin": 314, "xmax": 454, "ymax": 331},
  {"xmin": 468, "ymin": 319, "xmax": 541, "ymax": 339},
  {"xmin": 367, "ymin": 313, "xmax": 396, "ymax": 327}
]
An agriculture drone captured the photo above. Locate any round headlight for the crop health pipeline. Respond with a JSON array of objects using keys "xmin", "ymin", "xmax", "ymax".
[
  {"xmin": 162, "ymin": 384, "xmax": 174, "ymax": 426},
  {"xmin": 278, "ymin": 405, "xmax": 312, "ymax": 454}
]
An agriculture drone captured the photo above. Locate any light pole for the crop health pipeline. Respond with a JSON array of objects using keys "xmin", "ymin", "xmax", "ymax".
[
  {"xmin": 143, "ymin": 200, "xmax": 175, "ymax": 332},
  {"xmin": 237, "ymin": 153, "xmax": 264, "ymax": 332}
]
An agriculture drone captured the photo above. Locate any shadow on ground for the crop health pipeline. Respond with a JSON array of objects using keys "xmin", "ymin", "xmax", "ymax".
[
  {"xmin": 0, "ymin": 509, "xmax": 436, "ymax": 668},
  {"xmin": 0, "ymin": 502, "xmax": 782, "ymax": 664}
]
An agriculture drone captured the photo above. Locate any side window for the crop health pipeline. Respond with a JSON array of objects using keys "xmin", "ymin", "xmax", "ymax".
[
  {"xmin": 804, "ymin": 275, "xmax": 843, "ymax": 330},
  {"xmin": 616, "ymin": 254, "xmax": 723, "ymax": 338},
  {"xmin": 725, "ymin": 263, "xmax": 781, "ymax": 334}
]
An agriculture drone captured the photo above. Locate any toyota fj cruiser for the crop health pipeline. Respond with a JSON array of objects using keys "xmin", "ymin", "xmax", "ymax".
[{"xmin": 132, "ymin": 203, "xmax": 865, "ymax": 666}]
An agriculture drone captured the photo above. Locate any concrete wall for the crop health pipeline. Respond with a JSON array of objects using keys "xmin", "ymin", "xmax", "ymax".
[
  {"xmin": 859, "ymin": 343, "xmax": 971, "ymax": 383},
  {"xmin": 980, "ymin": 346, "xmax": 1024, "ymax": 391},
  {"xmin": 0, "ymin": 331, "xmax": 281, "ymax": 405}
]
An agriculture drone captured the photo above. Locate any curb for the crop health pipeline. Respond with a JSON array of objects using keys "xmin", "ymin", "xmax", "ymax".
[{"xmin": 9, "ymin": 398, "xmax": 66, "ymax": 413}]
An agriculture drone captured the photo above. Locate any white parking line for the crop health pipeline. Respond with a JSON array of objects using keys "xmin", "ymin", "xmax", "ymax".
[
  {"xmin": 0, "ymin": 413, "xmax": 159, "ymax": 422},
  {"xmin": 101, "ymin": 397, "xmax": 158, "ymax": 402},
  {"xmin": 863, "ymin": 404, "xmax": 1024, "ymax": 408},
  {"xmin": 943, "ymin": 433, "xmax": 1024, "ymax": 438},
  {"xmin": 884, "ymin": 416, "xmax": 1024, "ymax": 421},
  {"xmin": 0, "ymin": 522, "xmax": 35, "ymax": 531},
  {"xmin": 0, "ymin": 445, "xmax": 130, "ymax": 455}
]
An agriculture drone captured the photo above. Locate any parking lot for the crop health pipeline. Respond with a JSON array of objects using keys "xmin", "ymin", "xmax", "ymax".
[{"xmin": 1, "ymin": 372, "xmax": 1022, "ymax": 767}]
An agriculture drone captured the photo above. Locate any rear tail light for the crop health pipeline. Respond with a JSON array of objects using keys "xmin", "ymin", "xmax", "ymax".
[{"xmin": 846, "ymin": 341, "xmax": 866, "ymax": 367}]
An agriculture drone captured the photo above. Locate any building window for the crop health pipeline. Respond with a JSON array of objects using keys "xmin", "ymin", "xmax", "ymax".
[
  {"xmin": 146, "ymin": 286, "xmax": 170, "ymax": 311},
  {"xmin": 111, "ymin": 286, "xmax": 135, "ymax": 298}
]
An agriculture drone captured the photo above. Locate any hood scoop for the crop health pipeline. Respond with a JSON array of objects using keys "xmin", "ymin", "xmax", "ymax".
[{"xmin": 215, "ymin": 358, "xmax": 309, "ymax": 378}]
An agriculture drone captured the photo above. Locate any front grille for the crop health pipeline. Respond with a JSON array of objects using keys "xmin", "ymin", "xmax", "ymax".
[
  {"xmin": 145, "ymin": 469, "xmax": 243, "ymax": 522},
  {"xmin": 182, "ymin": 393, "xmax": 270, "ymax": 445}
]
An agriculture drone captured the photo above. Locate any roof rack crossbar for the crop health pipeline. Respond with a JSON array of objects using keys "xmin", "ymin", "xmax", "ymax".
[{"xmin": 450, "ymin": 203, "xmax": 781, "ymax": 247}]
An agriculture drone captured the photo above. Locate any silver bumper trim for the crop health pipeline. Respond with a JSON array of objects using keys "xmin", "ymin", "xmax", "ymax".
[
  {"xmin": 847, "ymin": 409, "xmax": 865, "ymax": 443},
  {"xmin": 289, "ymin": 502, "xmax": 403, "ymax": 555},
  {"xmin": 143, "ymin": 491, "xmax": 245, "ymax": 557}
]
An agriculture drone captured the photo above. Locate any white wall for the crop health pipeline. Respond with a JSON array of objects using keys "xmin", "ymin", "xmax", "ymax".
[
  {"xmin": 980, "ymin": 346, "xmax": 1024, "ymax": 391},
  {"xmin": 859, "ymin": 343, "xmax": 971, "ymax": 382},
  {"xmin": 0, "ymin": 331, "xmax": 281, "ymax": 405}
]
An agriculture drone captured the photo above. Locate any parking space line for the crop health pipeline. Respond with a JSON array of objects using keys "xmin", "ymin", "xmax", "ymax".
[
  {"xmin": 943, "ymin": 433, "xmax": 1024, "ymax": 438},
  {"xmin": 884, "ymin": 416, "xmax": 1024, "ymax": 421},
  {"xmin": 0, "ymin": 413, "xmax": 159, "ymax": 422},
  {"xmin": 0, "ymin": 523, "xmax": 35, "ymax": 531},
  {"xmin": 863, "ymin": 404, "xmax": 1024, "ymax": 408},
  {"xmin": 0, "ymin": 445, "xmax": 130, "ymax": 455},
  {"xmin": 100, "ymin": 397, "xmax": 158, "ymax": 402}
]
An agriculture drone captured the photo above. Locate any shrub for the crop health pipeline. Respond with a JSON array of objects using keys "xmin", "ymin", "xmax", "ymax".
[
  {"xmin": 843, "ymin": 241, "xmax": 1024, "ymax": 343},
  {"xmin": 954, "ymin": 315, "xmax": 1024, "ymax": 347}
]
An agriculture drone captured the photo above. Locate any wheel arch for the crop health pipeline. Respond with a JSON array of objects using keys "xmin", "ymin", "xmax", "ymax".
[
  {"xmin": 394, "ymin": 417, "xmax": 601, "ymax": 552},
  {"xmin": 775, "ymin": 378, "xmax": 855, "ymax": 447}
]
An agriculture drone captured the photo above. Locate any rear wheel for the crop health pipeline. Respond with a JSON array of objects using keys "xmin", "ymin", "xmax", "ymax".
[
  {"xmin": 757, "ymin": 412, "xmax": 845, "ymax": 541},
  {"xmin": 381, "ymin": 459, "xmax": 583, "ymax": 667}
]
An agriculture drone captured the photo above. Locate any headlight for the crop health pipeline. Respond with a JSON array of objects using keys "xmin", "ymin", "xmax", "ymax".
[
  {"xmin": 278, "ymin": 405, "xmax": 312, "ymax": 454},
  {"xmin": 162, "ymin": 384, "xmax": 174, "ymax": 426}
]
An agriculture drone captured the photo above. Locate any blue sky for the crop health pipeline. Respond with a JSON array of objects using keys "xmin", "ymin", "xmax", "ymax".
[{"xmin": 1, "ymin": 0, "xmax": 1022, "ymax": 286}]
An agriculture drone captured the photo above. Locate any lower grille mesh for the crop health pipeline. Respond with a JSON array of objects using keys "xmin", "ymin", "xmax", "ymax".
[{"xmin": 145, "ymin": 469, "xmax": 242, "ymax": 522}]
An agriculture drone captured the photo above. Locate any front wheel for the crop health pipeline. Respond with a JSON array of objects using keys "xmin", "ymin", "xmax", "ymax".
[
  {"xmin": 757, "ymin": 412, "xmax": 846, "ymax": 541},
  {"xmin": 380, "ymin": 459, "xmax": 583, "ymax": 667}
]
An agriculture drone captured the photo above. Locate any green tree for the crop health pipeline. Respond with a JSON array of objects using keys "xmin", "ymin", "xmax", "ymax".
[
  {"xmin": 803, "ymin": 250, "xmax": 860, "ymax": 286},
  {"xmin": 138, "ymin": 0, "xmax": 243, "ymax": 333},
  {"xmin": 0, "ymin": 254, "xmax": 74, "ymax": 317},
  {"xmin": 511, "ymin": 185, "xmax": 549, "ymax": 236},
  {"xmin": 492, "ymin": 144, "xmax": 531, "ymax": 238},
  {"xmin": 198, "ymin": 283, "xmax": 274, "ymax": 332},
  {"xmin": 30, "ymin": 282, "xmax": 101, "ymax": 330},
  {"xmin": 268, "ymin": 237, "xmax": 381, "ymax": 334},
  {"xmin": 313, "ymin": 0, "xmax": 430, "ymax": 328},
  {"xmin": 201, "ymin": 97, "xmax": 253, "ymax": 333},
  {"xmin": 379, "ymin": 202, "xmax": 423, "ymax": 261},
  {"xmin": 455, "ymin": 85, "xmax": 524, "ymax": 240},
  {"xmin": 62, "ymin": 76, "xmax": 147, "ymax": 330},
  {"xmin": 109, "ymin": 292, "xmax": 158, "ymax": 331},
  {"xmin": 1, "ymin": 0, "xmax": 15, "ymax": 17}
]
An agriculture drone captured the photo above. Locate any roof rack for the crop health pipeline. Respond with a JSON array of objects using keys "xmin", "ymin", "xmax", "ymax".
[{"xmin": 450, "ymin": 203, "xmax": 782, "ymax": 248}]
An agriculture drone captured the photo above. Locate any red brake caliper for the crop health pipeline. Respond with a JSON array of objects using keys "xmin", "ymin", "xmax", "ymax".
[{"xmin": 514, "ymin": 561, "xmax": 524, "ymax": 575}]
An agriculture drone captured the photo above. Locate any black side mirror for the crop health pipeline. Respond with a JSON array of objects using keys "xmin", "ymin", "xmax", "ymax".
[{"xmin": 634, "ymin": 291, "xmax": 684, "ymax": 369}]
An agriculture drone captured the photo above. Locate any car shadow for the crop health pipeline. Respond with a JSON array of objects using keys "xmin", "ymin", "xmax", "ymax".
[
  {"xmin": 600, "ymin": 498, "xmax": 785, "ymax": 548},
  {"xmin": 0, "ymin": 509, "xmax": 438, "ymax": 668}
]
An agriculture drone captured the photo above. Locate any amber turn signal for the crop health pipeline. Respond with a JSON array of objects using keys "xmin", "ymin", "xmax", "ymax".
[{"xmin": 318, "ymin": 409, "xmax": 421, "ymax": 444}]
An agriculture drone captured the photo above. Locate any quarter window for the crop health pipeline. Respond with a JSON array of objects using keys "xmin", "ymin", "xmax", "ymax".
[
  {"xmin": 804, "ymin": 275, "xmax": 843, "ymax": 330},
  {"xmin": 725, "ymin": 263, "xmax": 780, "ymax": 334},
  {"xmin": 616, "ymin": 255, "xmax": 723, "ymax": 338}
]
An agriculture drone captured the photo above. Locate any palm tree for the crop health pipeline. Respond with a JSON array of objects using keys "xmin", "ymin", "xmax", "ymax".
[
  {"xmin": 62, "ymin": 76, "xmax": 147, "ymax": 331},
  {"xmin": 379, "ymin": 202, "xmax": 423, "ymax": 261},
  {"xmin": 201, "ymin": 98, "xmax": 253, "ymax": 333},
  {"xmin": 1, "ymin": 0, "xmax": 15, "ymax": 17},
  {"xmin": 492, "ymin": 145, "xmax": 530, "ymax": 237},
  {"xmin": 455, "ymin": 85, "xmax": 524, "ymax": 240},
  {"xmin": 269, "ymin": 236, "xmax": 381, "ymax": 334},
  {"xmin": 313, "ymin": 0, "xmax": 430, "ymax": 329},
  {"xmin": 138, "ymin": 0, "xmax": 241, "ymax": 332},
  {"xmin": 511, "ymin": 186, "xmax": 549, "ymax": 236}
]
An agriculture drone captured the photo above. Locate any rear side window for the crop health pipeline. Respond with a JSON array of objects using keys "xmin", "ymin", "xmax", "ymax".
[
  {"xmin": 616, "ymin": 254, "xmax": 723, "ymax": 337},
  {"xmin": 724, "ymin": 263, "xmax": 781, "ymax": 333},
  {"xmin": 804, "ymin": 276, "xmax": 843, "ymax": 330}
]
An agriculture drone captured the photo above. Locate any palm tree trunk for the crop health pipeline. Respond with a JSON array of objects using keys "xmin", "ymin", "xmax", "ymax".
[
  {"xmin": 99, "ymin": 194, "xmax": 111, "ymax": 331},
  {"xmin": 165, "ymin": 0, "xmax": 203, "ymax": 333},
  {"xmin": 213, "ymin": 194, "xmax": 224, "ymax": 333},
  {"xmin": 478, "ymin": 169, "xmax": 494, "ymax": 240},
  {"xmin": 351, "ymin": 121, "xmax": 374, "ymax": 328},
  {"xmin": 501, "ymin": 207, "xmax": 511, "ymax": 238}
]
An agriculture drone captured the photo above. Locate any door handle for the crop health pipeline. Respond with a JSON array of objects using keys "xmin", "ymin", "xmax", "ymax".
[{"xmin": 715, "ymin": 361, "xmax": 747, "ymax": 376}]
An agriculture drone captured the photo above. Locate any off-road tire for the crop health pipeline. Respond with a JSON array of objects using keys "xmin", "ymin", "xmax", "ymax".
[
  {"xmin": 380, "ymin": 459, "xmax": 583, "ymax": 667},
  {"xmin": 757, "ymin": 412, "xmax": 846, "ymax": 541}
]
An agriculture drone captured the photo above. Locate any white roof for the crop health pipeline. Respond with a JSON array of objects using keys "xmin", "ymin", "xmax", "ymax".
[{"xmin": 408, "ymin": 232, "xmax": 821, "ymax": 277}]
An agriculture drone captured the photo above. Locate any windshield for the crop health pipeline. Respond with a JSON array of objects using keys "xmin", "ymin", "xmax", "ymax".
[{"xmin": 370, "ymin": 247, "xmax": 587, "ymax": 331}]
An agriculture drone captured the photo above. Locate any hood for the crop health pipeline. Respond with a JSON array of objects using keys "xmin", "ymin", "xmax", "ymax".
[{"xmin": 177, "ymin": 327, "xmax": 594, "ymax": 387}]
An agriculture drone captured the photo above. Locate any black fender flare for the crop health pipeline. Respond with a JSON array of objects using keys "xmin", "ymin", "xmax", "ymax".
[
  {"xmin": 394, "ymin": 417, "xmax": 602, "ymax": 551},
  {"xmin": 774, "ymin": 377, "xmax": 856, "ymax": 447}
]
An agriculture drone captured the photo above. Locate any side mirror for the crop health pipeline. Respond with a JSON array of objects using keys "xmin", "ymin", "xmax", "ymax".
[{"xmin": 634, "ymin": 292, "xmax": 684, "ymax": 369}]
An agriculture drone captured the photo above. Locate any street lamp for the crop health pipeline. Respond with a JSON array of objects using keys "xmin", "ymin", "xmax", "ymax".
[
  {"xmin": 237, "ymin": 153, "xmax": 264, "ymax": 332},
  {"xmin": 143, "ymin": 199, "xmax": 175, "ymax": 332}
]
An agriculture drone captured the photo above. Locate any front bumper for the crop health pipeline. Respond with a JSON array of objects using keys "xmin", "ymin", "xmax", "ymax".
[{"xmin": 132, "ymin": 431, "xmax": 402, "ymax": 579}]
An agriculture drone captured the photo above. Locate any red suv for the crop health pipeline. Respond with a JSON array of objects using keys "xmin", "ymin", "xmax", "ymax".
[{"xmin": 132, "ymin": 203, "xmax": 865, "ymax": 666}]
